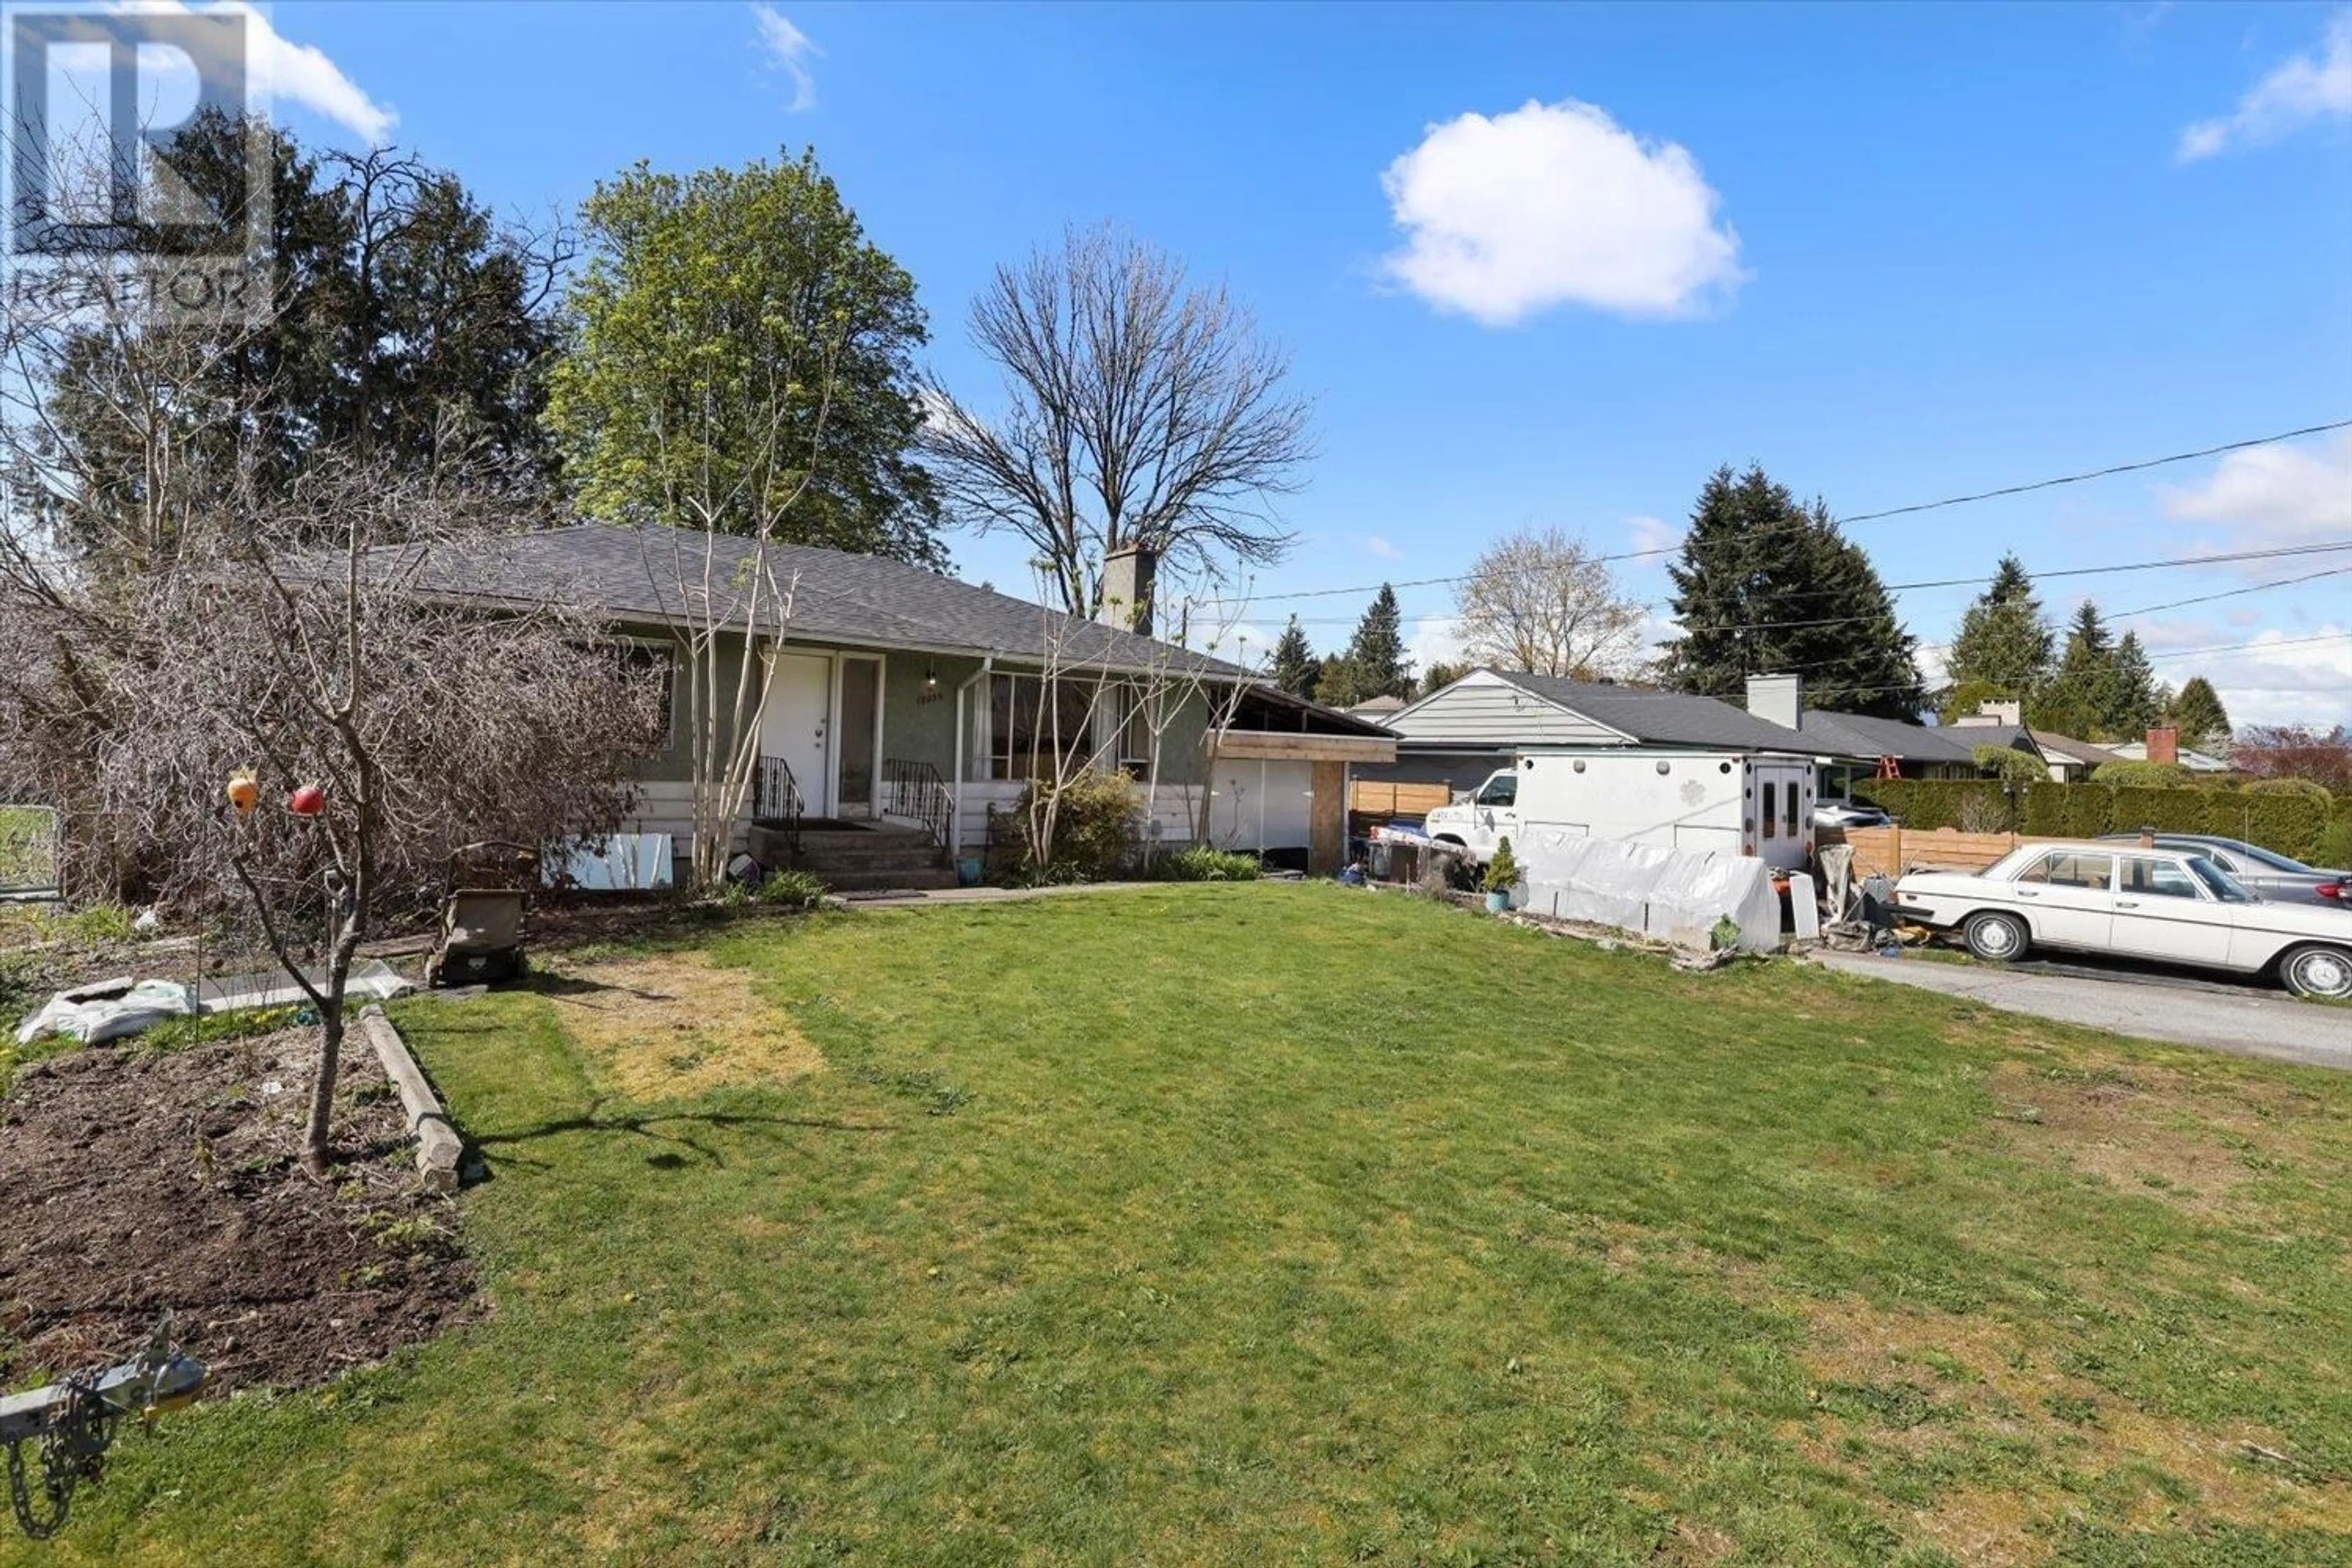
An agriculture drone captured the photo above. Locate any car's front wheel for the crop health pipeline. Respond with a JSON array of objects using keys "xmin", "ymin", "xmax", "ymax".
[
  {"xmin": 2279, "ymin": 943, "xmax": 2352, "ymax": 1001},
  {"xmin": 1963, "ymin": 910, "xmax": 2028, "ymax": 962}
]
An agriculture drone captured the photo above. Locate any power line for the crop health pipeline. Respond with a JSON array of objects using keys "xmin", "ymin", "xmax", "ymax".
[
  {"xmin": 1197, "ymin": 416, "xmax": 2352, "ymax": 609},
  {"xmin": 1259, "ymin": 538, "xmax": 2352, "ymax": 634}
]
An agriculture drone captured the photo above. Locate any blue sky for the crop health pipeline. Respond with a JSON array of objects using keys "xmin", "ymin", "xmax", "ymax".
[{"xmin": 246, "ymin": 2, "xmax": 2351, "ymax": 725}]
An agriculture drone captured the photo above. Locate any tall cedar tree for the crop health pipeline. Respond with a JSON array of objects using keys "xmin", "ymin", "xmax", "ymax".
[
  {"xmin": 549, "ymin": 151, "xmax": 944, "ymax": 565},
  {"xmin": 41, "ymin": 113, "xmax": 563, "ymax": 562},
  {"xmin": 2101, "ymin": 630, "xmax": 2163, "ymax": 740},
  {"xmin": 1319, "ymin": 584, "xmax": 1412, "ymax": 706},
  {"xmin": 1269, "ymin": 617, "xmax": 1320, "ymax": 698},
  {"xmin": 2170, "ymin": 676, "xmax": 2233, "ymax": 755},
  {"xmin": 1943, "ymin": 554, "xmax": 2054, "ymax": 699},
  {"xmin": 1659, "ymin": 466, "xmax": 1922, "ymax": 719},
  {"xmin": 2031, "ymin": 601, "xmax": 2115, "ymax": 739}
]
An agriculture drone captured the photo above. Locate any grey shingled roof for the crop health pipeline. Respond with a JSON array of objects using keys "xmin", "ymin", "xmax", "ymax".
[
  {"xmin": 1490, "ymin": 671, "xmax": 1826, "ymax": 753},
  {"xmin": 1800, "ymin": 709, "xmax": 1975, "ymax": 764},
  {"xmin": 371, "ymin": 521, "xmax": 1251, "ymax": 679},
  {"xmin": 2030, "ymin": 729, "xmax": 2124, "ymax": 766}
]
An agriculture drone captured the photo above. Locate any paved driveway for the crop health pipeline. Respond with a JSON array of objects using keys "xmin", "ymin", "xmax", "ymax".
[{"xmin": 1806, "ymin": 951, "xmax": 2352, "ymax": 1071}]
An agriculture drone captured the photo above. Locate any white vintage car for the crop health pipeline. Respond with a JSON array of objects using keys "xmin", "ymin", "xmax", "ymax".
[{"xmin": 1894, "ymin": 839, "xmax": 2352, "ymax": 1000}]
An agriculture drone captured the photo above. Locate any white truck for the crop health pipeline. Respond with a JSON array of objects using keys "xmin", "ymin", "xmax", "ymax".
[{"xmin": 1421, "ymin": 749, "xmax": 1819, "ymax": 872}]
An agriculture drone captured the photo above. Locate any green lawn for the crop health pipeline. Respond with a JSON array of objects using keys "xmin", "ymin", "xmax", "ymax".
[{"xmin": 24, "ymin": 885, "xmax": 2352, "ymax": 1566}]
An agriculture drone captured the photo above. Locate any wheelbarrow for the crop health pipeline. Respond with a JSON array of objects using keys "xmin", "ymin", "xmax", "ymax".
[{"xmin": 423, "ymin": 840, "xmax": 538, "ymax": 989}]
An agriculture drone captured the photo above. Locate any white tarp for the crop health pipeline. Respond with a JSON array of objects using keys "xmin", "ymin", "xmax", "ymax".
[
  {"xmin": 14, "ymin": 979, "xmax": 194, "ymax": 1047},
  {"xmin": 1514, "ymin": 831, "xmax": 1782, "ymax": 952}
]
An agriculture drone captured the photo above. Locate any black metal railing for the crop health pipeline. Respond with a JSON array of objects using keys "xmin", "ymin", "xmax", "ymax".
[
  {"xmin": 883, "ymin": 757, "xmax": 954, "ymax": 854},
  {"xmin": 753, "ymin": 753, "xmax": 804, "ymax": 856}
]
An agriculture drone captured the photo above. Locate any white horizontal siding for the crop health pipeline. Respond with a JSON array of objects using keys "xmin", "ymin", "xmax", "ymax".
[{"xmin": 1390, "ymin": 676, "xmax": 1623, "ymax": 747}]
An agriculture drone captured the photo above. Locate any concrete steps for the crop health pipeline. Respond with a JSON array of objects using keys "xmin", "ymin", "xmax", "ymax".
[{"xmin": 748, "ymin": 820, "xmax": 957, "ymax": 892}]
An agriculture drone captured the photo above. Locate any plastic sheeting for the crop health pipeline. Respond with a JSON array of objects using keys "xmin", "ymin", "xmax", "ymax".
[
  {"xmin": 1514, "ymin": 831, "xmax": 1782, "ymax": 952},
  {"xmin": 14, "ymin": 979, "xmax": 194, "ymax": 1047}
]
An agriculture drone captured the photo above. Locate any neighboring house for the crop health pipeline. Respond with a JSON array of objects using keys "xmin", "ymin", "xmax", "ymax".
[
  {"xmin": 1345, "ymin": 694, "xmax": 1408, "ymax": 722},
  {"xmin": 2028, "ymin": 729, "xmax": 2125, "ymax": 783},
  {"xmin": 1741, "ymin": 677, "xmax": 2042, "ymax": 794},
  {"xmin": 398, "ymin": 522, "xmax": 1392, "ymax": 879},
  {"xmin": 2107, "ymin": 731, "xmax": 2232, "ymax": 774},
  {"xmin": 1363, "ymin": 668, "xmax": 1836, "ymax": 794}
]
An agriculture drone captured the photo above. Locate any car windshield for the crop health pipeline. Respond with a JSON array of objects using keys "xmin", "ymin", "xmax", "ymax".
[{"xmin": 2187, "ymin": 856, "xmax": 2256, "ymax": 903}]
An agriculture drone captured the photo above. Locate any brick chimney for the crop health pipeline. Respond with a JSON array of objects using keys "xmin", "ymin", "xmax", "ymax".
[
  {"xmin": 1745, "ymin": 672, "xmax": 1804, "ymax": 729},
  {"xmin": 2145, "ymin": 725, "xmax": 2178, "ymax": 764},
  {"xmin": 1100, "ymin": 543, "xmax": 1157, "ymax": 636}
]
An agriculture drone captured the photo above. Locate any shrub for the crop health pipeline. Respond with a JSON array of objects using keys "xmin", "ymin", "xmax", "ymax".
[
  {"xmin": 2091, "ymin": 760, "xmax": 2194, "ymax": 790},
  {"xmin": 754, "ymin": 869, "xmax": 827, "ymax": 910},
  {"xmin": 2242, "ymin": 778, "xmax": 2334, "ymax": 804},
  {"xmin": 2315, "ymin": 810, "xmax": 2352, "ymax": 871},
  {"xmin": 1853, "ymin": 778, "xmax": 2016, "ymax": 833},
  {"xmin": 1485, "ymin": 836, "xmax": 1520, "ymax": 895},
  {"xmin": 1147, "ymin": 846, "xmax": 1261, "ymax": 883},
  {"xmin": 1972, "ymin": 745, "xmax": 2046, "ymax": 789},
  {"xmin": 1011, "ymin": 769, "xmax": 1137, "ymax": 881}
]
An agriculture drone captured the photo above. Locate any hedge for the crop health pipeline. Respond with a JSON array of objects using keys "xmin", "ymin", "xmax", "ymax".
[{"xmin": 1852, "ymin": 778, "xmax": 2348, "ymax": 864}]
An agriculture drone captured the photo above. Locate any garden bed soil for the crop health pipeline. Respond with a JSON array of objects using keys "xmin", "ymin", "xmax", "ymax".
[{"xmin": 0, "ymin": 1027, "xmax": 477, "ymax": 1394}]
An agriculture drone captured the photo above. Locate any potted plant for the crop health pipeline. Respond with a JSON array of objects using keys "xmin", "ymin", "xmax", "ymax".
[{"xmin": 1483, "ymin": 836, "xmax": 1519, "ymax": 914}]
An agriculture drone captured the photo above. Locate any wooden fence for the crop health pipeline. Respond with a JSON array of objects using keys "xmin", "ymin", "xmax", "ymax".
[
  {"xmin": 1825, "ymin": 824, "xmax": 2056, "ymax": 880},
  {"xmin": 1349, "ymin": 780, "xmax": 1454, "ymax": 819}
]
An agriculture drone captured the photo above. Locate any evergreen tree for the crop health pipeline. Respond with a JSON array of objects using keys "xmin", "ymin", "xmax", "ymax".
[
  {"xmin": 2170, "ymin": 676, "xmax": 2233, "ymax": 755},
  {"xmin": 1319, "ymin": 584, "xmax": 1412, "ymax": 705},
  {"xmin": 2031, "ymin": 601, "xmax": 2115, "ymax": 739},
  {"xmin": 1269, "ymin": 616, "xmax": 1319, "ymax": 699},
  {"xmin": 1657, "ymin": 466, "xmax": 1923, "ymax": 719},
  {"xmin": 2098, "ymin": 630, "xmax": 2162, "ymax": 739},
  {"xmin": 1943, "ymin": 554, "xmax": 2053, "ymax": 699}
]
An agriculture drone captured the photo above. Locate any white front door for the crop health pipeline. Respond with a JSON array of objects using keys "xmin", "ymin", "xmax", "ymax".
[{"xmin": 758, "ymin": 652, "xmax": 832, "ymax": 816}]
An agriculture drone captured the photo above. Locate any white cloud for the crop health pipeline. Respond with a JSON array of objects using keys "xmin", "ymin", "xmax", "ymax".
[
  {"xmin": 2160, "ymin": 432, "xmax": 2352, "ymax": 553},
  {"xmin": 126, "ymin": 2, "xmax": 393, "ymax": 145},
  {"xmin": 1363, "ymin": 535, "xmax": 1402, "ymax": 560},
  {"xmin": 2178, "ymin": 10, "xmax": 2352, "ymax": 161},
  {"xmin": 1379, "ymin": 98, "xmax": 1744, "ymax": 325},
  {"xmin": 1626, "ymin": 514, "xmax": 1681, "ymax": 560},
  {"xmin": 2176, "ymin": 625, "xmax": 2352, "ymax": 728},
  {"xmin": 750, "ymin": 4, "xmax": 819, "ymax": 113},
  {"xmin": 1407, "ymin": 614, "xmax": 1467, "ymax": 676}
]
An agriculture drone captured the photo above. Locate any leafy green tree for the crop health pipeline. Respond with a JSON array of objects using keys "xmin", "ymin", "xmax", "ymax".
[
  {"xmin": 1657, "ymin": 466, "xmax": 1922, "ymax": 719},
  {"xmin": 1269, "ymin": 616, "xmax": 1319, "ymax": 698},
  {"xmin": 2170, "ymin": 676, "xmax": 2233, "ymax": 755},
  {"xmin": 1418, "ymin": 660, "xmax": 1470, "ymax": 698},
  {"xmin": 1944, "ymin": 554, "xmax": 2052, "ymax": 698},
  {"xmin": 548, "ymin": 150, "xmax": 943, "ymax": 564},
  {"xmin": 1319, "ymin": 584, "xmax": 1412, "ymax": 705}
]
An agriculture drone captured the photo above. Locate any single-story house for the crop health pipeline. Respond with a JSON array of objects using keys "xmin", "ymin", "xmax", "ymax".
[
  {"xmin": 1741, "ymin": 678, "xmax": 2042, "ymax": 793},
  {"xmin": 1359, "ymin": 668, "xmax": 1836, "ymax": 802},
  {"xmin": 2028, "ymin": 728, "xmax": 2125, "ymax": 782},
  {"xmin": 396, "ymin": 522, "xmax": 1393, "ymax": 882}
]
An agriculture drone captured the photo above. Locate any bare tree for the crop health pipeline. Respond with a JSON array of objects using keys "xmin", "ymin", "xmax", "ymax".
[
  {"xmin": 922, "ymin": 224, "xmax": 1314, "ymax": 616},
  {"xmin": 1453, "ymin": 526, "xmax": 1646, "ymax": 679},
  {"xmin": 0, "ymin": 454, "xmax": 655, "ymax": 1174}
]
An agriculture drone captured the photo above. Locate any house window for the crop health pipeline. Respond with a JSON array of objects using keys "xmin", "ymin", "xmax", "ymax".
[
  {"xmin": 978, "ymin": 673, "xmax": 1110, "ymax": 782},
  {"xmin": 1761, "ymin": 781, "xmax": 1777, "ymax": 840}
]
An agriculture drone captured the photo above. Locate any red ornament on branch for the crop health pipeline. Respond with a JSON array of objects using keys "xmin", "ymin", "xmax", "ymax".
[{"xmin": 288, "ymin": 785, "xmax": 326, "ymax": 818}]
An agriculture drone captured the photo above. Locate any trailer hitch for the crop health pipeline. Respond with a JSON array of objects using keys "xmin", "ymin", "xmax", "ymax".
[{"xmin": 1, "ymin": 1319, "xmax": 204, "ymax": 1539}]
